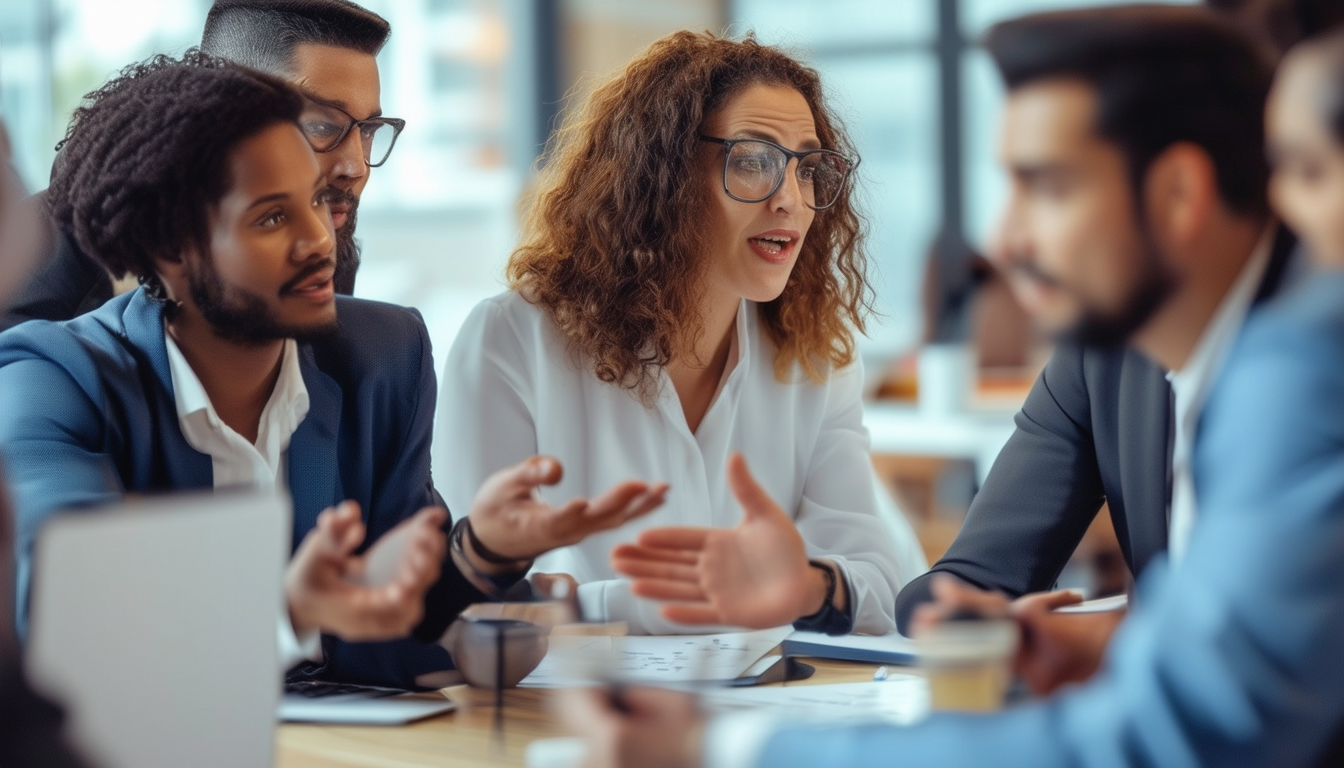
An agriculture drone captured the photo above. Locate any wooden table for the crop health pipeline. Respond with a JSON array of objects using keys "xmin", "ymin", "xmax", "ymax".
[{"xmin": 276, "ymin": 657, "xmax": 892, "ymax": 767}]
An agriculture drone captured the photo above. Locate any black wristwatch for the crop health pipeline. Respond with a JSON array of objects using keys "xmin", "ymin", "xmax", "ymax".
[{"xmin": 804, "ymin": 559, "xmax": 837, "ymax": 617}]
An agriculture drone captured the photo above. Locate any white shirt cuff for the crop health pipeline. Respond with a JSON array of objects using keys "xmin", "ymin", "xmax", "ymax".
[
  {"xmin": 703, "ymin": 711, "xmax": 783, "ymax": 768},
  {"xmin": 576, "ymin": 579, "xmax": 610, "ymax": 624},
  {"xmin": 277, "ymin": 613, "xmax": 323, "ymax": 671},
  {"xmin": 577, "ymin": 578, "xmax": 738, "ymax": 635}
]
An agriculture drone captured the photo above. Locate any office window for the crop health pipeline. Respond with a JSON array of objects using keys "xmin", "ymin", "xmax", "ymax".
[{"xmin": 0, "ymin": 0, "xmax": 537, "ymax": 363}]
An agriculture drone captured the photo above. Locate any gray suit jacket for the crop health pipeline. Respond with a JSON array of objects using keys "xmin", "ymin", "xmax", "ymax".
[{"xmin": 894, "ymin": 227, "xmax": 1298, "ymax": 632}]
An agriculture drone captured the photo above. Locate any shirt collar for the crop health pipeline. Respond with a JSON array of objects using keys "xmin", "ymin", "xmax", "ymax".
[
  {"xmin": 1167, "ymin": 223, "xmax": 1276, "ymax": 399},
  {"xmin": 163, "ymin": 328, "xmax": 310, "ymax": 443}
]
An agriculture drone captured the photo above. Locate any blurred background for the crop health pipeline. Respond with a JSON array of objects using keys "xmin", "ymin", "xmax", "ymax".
[{"xmin": 0, "ymin": 0, "xmax": 1208, "ymax": 596}]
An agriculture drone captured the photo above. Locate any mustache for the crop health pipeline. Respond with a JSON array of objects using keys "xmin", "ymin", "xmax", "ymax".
[
  {"xmin": 281, "ymin": 258, "xmax": 337, "ymax": 294},
  {"xmin": 1005, "ymin": 259, "xmax": 1064, "ymax": 290},
  {"xmin": 321, "ymin": 185, "xmax": 359, "ymax": 217}
]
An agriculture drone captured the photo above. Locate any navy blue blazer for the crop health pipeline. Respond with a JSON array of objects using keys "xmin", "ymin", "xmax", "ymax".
[{"xmin": 0, "ymin": 288, "xmax": 489, "ymax": 687}]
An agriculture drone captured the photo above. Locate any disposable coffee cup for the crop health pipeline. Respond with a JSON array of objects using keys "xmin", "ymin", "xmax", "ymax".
[{"xmin": 915, "ymin": 619, "xmax": 1018, "ymax": 712}]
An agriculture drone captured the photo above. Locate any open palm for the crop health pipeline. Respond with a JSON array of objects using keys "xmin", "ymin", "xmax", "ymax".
[
  {"xmin": 468, "ymin": 456, "xmax": 669, "ymax": 561},
  {"xmin": 612, "ymin": 453, "xmax": 815, "ymax": 628}
]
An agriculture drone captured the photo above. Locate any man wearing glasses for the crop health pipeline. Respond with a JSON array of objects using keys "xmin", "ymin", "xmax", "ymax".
[{"xmin": 1, "ymin": 0, "xmax": 404, "ymax": 331}]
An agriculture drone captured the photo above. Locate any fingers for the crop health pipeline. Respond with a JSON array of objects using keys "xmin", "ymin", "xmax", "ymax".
[
  {"xmin": 1011, "ymin": 589, "xmax": 1084, "ymax": 617},
  {"xmin": 636, "ymin": 527, "xmax": 711, "ymax": 551},
  {"xmin": 658, "ymin": 604, "xmax": 723, "ymax": 625},
  {"xmin": 630, "ymin": 579, "xmax": 706, "ymax": 602},
  {"xmin": 615, "ymin": 484, "xmax": 669, "ymax": 524},
  {"xmin": 324, "ymin": 500, "xmax": 366, "ymax": 556},
  {"xmin": 586, "ymin": 482, "xmax": 669, "ymax": 519},
  {"xmin": 505, "ymin": 455, "xmax": 563, "ymax": 493},
  {"xmin": 611, "ymin": 555, "xmax": 699, "ymax": 583},
  {"xmin": 539, "ymin": 484, "xmax": 669, "ymax": 547},
  {"xmin": 393, "ymin": 530, "xmax": 441, "ymax": 593},
  {"xmin": 410, "ymin": 505, "xmax": 449, "ymax": 531},
  {"xmin": 929, "ymin": 574, "xmax": 1010, "ymax": 617},
  {"xmin": 610, "ymin": 543, "xmax": 699, "ymax": 566},
  {"xmin": 472, "ymin": 456, "xmax": 564, "ymax": 517},
  {"xmin": 585, "ymin": 481, "xmax": 651, "ymax": 517},
  {"xmin": 336, "ymin": 581, "xmax": 424, "ymax": 641},
  {"xmin": 911, "ymin": 575, "xmax": 1011, "ymax": 635},
  {"xmin": 725, "ymin": 453, "xmax": 780, "ymax": 522}
]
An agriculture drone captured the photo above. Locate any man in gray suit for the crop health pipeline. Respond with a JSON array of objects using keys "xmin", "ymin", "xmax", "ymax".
[{"xmin": 891, "ymin": 2, "xmax": 1296, "ymax": 666}]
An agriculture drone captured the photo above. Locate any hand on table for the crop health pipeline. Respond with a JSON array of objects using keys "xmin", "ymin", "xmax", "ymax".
[
  {"xmin": 912, "ymin": 574, "xmax": 1121, "ymax": 695},
  {"xmin": 611, "ymin": 453, "xmax": 840, "ymax": 628},
  {"xmin": 286, "ymin": 501, "xmax": 447, "ymax": 641},
  {"xmin": 466, "ymin": 456, "xmax": 668, "ymax": 565},
  {"xmin": 561, "ymin": 685, "xmax": 704, "ymax": 768},
  {"xmin": 1012, "ymin": 595, "xmax": 1126, "ymax": 695}
]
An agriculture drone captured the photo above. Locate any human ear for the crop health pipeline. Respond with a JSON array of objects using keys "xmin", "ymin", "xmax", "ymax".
[
  {"xmin": 1142, "ymin": 142, "xmax": 1218, "ymax": 251},
  {"xmin": 150, "ymin": 248, "xmax": 197, "ymax": 306}
]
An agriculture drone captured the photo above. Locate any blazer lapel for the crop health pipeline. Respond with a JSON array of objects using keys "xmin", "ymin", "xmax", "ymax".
[
  {"xmin": 119, "ymin": 289, "xmax": 212, "ymax": 489},
  {"xmin": 287, "ymin": 344, "xmax": 343, "ymax": 552},
  {"xmin": 1117, "ymin": 352, "xmax": 1172, "ymax": 577}
]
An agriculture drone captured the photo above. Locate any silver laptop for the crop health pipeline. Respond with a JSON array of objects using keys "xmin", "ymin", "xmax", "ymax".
[{"xmin": 25, "ymin": 490, "xmax": 288, "ymax": 768}]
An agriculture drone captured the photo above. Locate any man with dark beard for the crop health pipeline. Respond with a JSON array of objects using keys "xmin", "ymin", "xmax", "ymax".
[
  {"xmin": 882, "ymin": 5, "xmax": 1296, "ymax": 676},
  {"xmin": 0, "ymin": 53, "xmax": 665, "ymax": 689},
  {"xmin": 0, "ymin": 0, "xmax": 393, "ymax": 332}
]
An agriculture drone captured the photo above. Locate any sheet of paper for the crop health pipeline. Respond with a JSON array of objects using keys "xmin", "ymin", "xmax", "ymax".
[
  {"xmin": 701, "ymin": 678, "xmax": 930, "ymax": 725},
  {"xmin": 1055, "ymin": 593, "xmax": 1129, "ymax": 613},
  {"xmin": 519, "ymin": 626, "xmax": 793, "ymax": 688}
]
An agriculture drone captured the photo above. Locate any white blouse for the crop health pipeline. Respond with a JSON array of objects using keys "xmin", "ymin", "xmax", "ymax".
[{"xmin": 434, "ymin": 290, "xmax": 914, "ymax": 635}]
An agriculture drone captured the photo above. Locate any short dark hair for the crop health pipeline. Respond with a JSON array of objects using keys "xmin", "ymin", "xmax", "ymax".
[
  {"xmin": 987, "ymin": 5, "xmax": 1276, "ymax": 217},
  {"xmin": 48, "ymin": 50, "xmax": 303, "ymax": 283},
  {"xmin": 201, "ymin": 0, "xmax": 390, "ymax": 75},
  {"xmin": 1206, "ymin": 0, "xmax": 1344, "ymax": 51}
]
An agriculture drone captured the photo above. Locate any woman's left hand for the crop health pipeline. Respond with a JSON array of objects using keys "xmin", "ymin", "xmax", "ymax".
[
  {"xmin": 611, "ymin": 453, "xmax": 836, "ymax": 627},
  {"xmin": 468, "ymin": 456, "xmax": 669, "ymax": 563}
]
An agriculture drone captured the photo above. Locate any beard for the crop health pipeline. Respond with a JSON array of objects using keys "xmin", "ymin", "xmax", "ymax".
[
  {"xmin": 188, "ymin": 258, "xmax": 339, "ymax": 347},
  {"xmin": 328, "ymin": 186, "xmax": 361, "ymax": 296},
  {"xmin": 1063, "ymin": 231, "xmax": 1177, "ymax": 349}
]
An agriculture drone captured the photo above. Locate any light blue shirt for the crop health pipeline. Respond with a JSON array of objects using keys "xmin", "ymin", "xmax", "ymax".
[{"xmin": 737, "ymin": 269, "xmax": 1344, "ymax": 768}]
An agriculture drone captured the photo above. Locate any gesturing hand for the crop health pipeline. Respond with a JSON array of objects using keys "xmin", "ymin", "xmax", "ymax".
[
  {"xmin": 611, "ymin": 453, "xmax": 832, "ymax": 628},
  {"xmin": 910, "ymin": 574, "xmax": 1082, "ymax": 631},
  {"xmin": 286, "ymin": 501, "xmax": 447, "ymax": 641},
  {"xmin": 468, "ymin": 455, "xmax": 669, "ymax": 562}
]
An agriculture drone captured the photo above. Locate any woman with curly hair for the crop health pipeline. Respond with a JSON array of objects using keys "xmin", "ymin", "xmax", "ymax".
[{"xmin": 435, "ymin": 31, "xmax": 922, "ymax": 635}]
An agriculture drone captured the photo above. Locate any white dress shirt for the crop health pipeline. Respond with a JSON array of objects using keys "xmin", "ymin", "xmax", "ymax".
[
  {"xmin": 434, "ymin": 291, "xmax": 915, "ymax": 635},
  {"xmin": 163, "ymin": 330, "xmax": 319, "ymax": 667},
  {"xmin": 1165, "ymin": 227, "xmax": 1274, "ymax": 565}
]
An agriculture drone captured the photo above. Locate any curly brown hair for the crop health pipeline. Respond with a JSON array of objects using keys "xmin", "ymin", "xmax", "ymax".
[
  {"xmin": 49, "ymin": 50, "xmax": 302, "ymax": 290},
  {"xmin": 507, "ymin": 30, "xmax": 872, "ymax": 402}
]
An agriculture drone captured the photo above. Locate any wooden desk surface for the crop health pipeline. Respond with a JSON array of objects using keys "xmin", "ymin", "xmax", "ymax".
[{"xmin": 276, "ymin": 657, "xmax": 891, "ymax": 768}]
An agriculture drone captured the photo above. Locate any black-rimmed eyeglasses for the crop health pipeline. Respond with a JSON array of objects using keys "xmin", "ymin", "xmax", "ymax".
[
  {"xmin": 698, "ymin": 135, "xmax": 855, "ymax": 211},
  {"xmin": 300, "ymin": 97, "xmax": 406, "ymax": 168}
]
